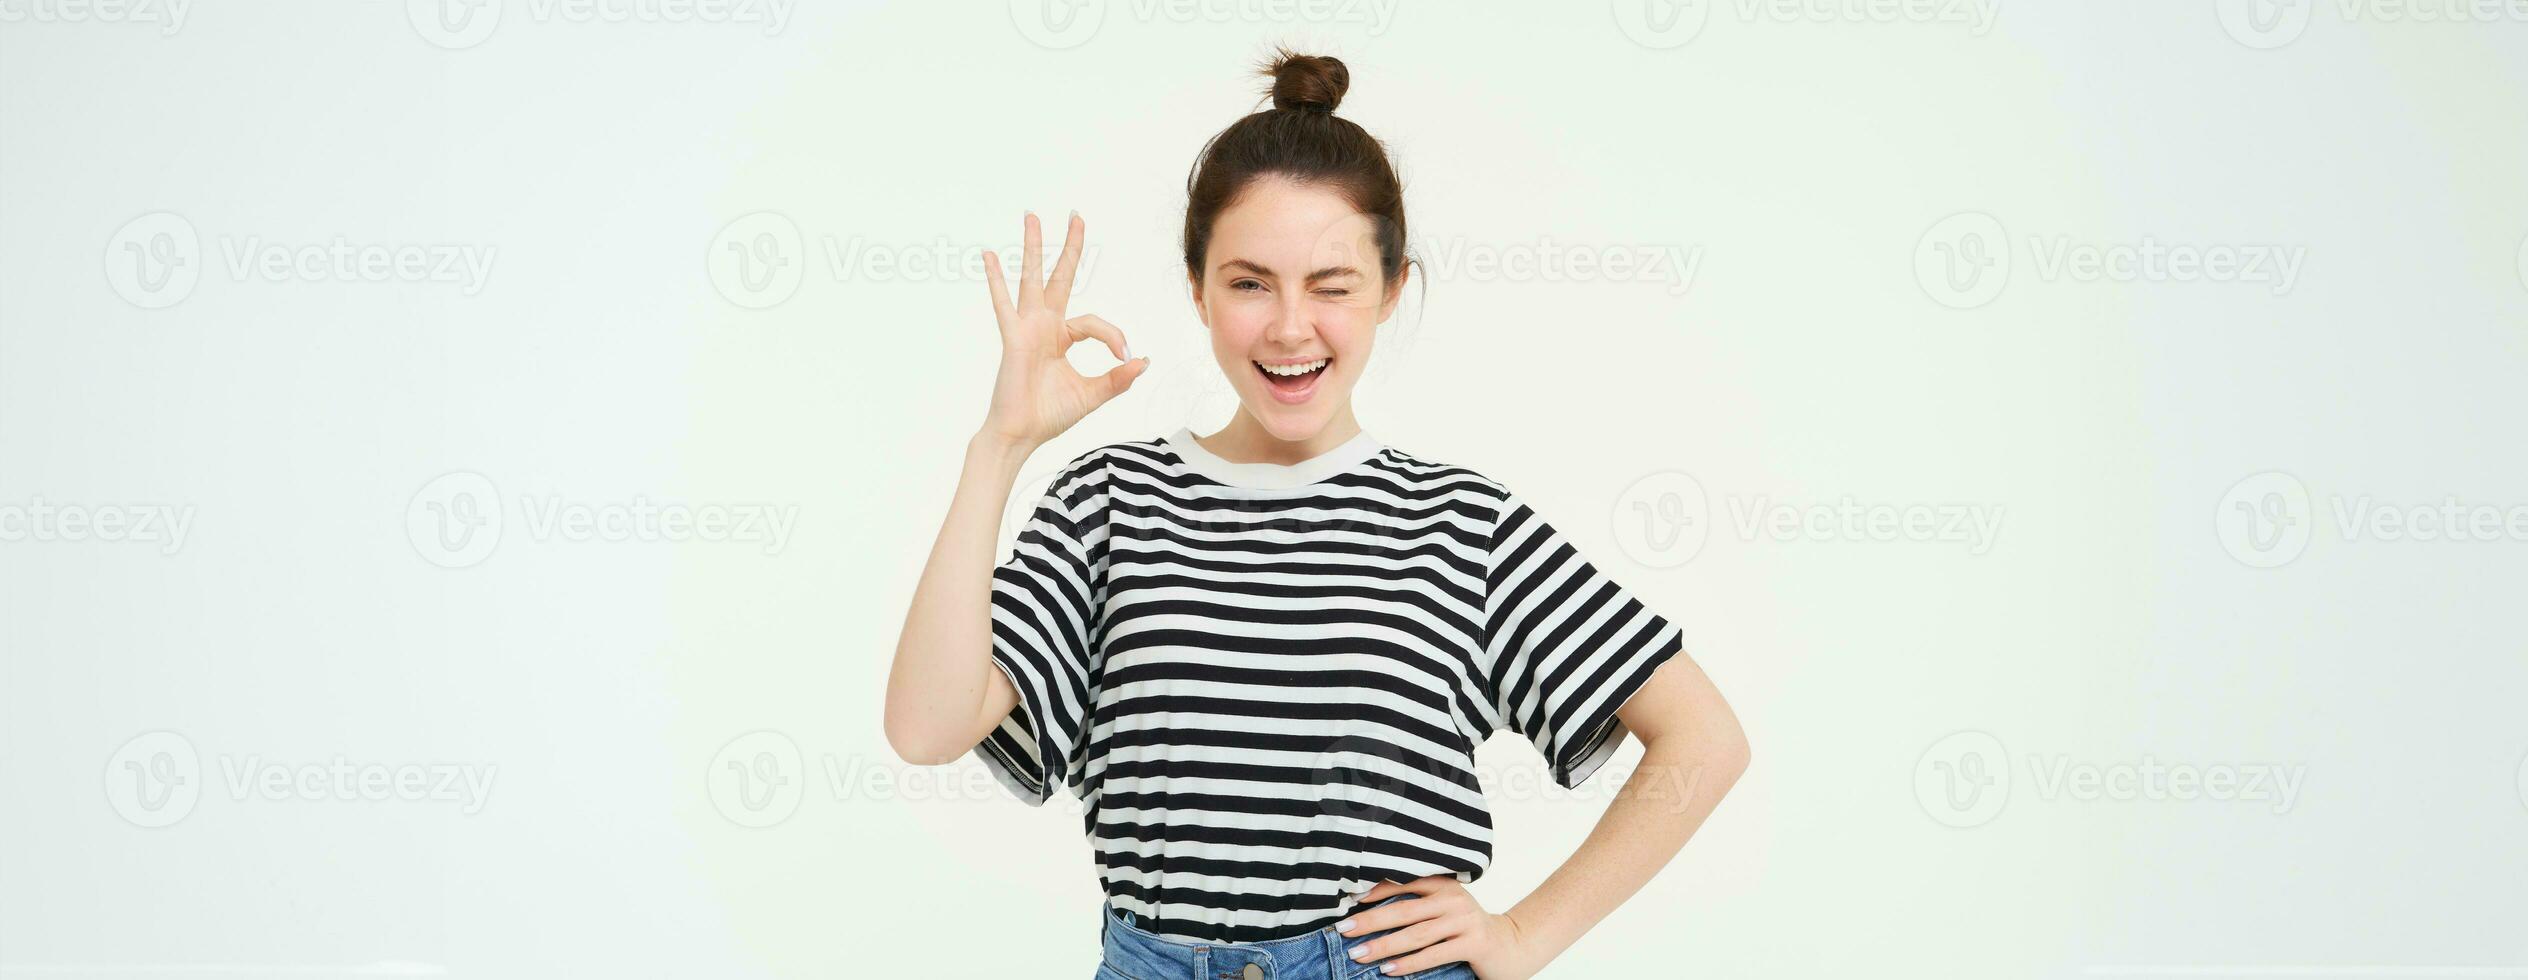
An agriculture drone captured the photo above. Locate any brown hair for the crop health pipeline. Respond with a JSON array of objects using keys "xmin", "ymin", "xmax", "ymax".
[{"xmin": 1181, "ymin": 47, "xmax": 1413, "ymax": 296}]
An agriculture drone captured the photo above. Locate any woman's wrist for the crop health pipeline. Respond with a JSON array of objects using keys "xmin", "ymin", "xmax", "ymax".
[
  {"xmin": 1500, "ymin": 897, "xmax": 1578, "ymax": 968},
  {"xmin": 965, "ymin": 429, "xmax": 1038, "ymax": 479}
]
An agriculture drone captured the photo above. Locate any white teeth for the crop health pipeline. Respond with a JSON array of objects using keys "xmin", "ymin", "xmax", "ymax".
[{"xmin": 1257, "ymin": 358, "xmax": 1328, "ymax": 377}]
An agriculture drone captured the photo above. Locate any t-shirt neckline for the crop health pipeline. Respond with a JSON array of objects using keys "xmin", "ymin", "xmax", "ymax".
[{"xmin": 1164, "ymin": 426, "xmax": 1385, "ymax": 489}]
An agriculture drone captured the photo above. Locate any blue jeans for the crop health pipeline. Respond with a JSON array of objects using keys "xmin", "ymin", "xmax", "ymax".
[{"xmin": 1096, "ymin": 894, "xmax": 1480, "ymax": 980}]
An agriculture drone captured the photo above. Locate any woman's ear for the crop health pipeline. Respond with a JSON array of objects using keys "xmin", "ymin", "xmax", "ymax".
[
  {"xmin": 1188, "ymin": 274, "xmax": 1207, "ymax": 326},
  {"xmin": 1376, "ymin": 263, "xmax": 1409, "ymax": 325}
]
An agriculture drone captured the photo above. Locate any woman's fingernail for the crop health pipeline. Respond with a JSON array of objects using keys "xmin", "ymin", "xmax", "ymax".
[
  {"xmin": 1334, "ymin": 919, "xmax": 1353, "ymax": 933},
  {"xmin": 1380, "ymin": 965, "xmax": 1396, "ymax": 975},
  {"xmin": 1348, "ymin": 946, "xmax": 1369, "ymax": 961}
]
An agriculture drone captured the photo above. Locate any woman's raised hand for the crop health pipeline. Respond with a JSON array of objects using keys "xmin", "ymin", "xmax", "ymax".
[{"xmin": 977, "ymin": 211, "xmax": 1149, "ymax": 453}]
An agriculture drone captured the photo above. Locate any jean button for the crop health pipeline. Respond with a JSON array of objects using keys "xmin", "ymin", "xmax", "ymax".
[{"xmin": 1240, "ymin": 965, "xmax": 1263, "ymax": 980}]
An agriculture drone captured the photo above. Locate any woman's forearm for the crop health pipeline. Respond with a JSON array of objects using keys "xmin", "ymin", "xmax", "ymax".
[
  {"xmin": 1504, "ymin": 687, "xmax": 1750, "ymax": 965},
  {"xmin": 886, "ymin": 209, "xmax": 1141, "ymax": 766},
  {"xmin": 881, "ymin": 431, "xmax": 1035, "ymax": 765}
]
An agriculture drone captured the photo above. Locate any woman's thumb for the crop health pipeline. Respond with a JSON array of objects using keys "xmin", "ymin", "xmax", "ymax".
[{"xmin": 1096, "ymin": 356, "xmax": 1150, "ymax": 400}]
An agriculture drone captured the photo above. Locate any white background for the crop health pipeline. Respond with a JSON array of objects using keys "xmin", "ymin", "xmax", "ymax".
[{"xmin": 4, "ymin": 1, "xmax": 2526, "ymax": 977}]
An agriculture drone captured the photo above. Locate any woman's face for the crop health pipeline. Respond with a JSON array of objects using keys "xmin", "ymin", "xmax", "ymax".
[{"xmin": 1191, "ymin": 175, "xmax": 1404, "ymax": 442}]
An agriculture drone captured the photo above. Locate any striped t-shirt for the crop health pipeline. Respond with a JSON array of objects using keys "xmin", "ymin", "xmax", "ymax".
[{"xmin": 972, "ymin": 426, "xmax": 1684, "ymax": 945}]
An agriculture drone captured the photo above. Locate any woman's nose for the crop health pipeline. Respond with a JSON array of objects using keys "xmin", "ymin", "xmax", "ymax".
[{"xmin": 1267, "ymin": 298, "xmax": 1312, "ymax": 342}]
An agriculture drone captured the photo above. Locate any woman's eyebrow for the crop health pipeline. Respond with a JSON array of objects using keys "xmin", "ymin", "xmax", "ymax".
[{"xmin": 1218, "ymin": 258, "xmax": 1363, "ymax": 284}]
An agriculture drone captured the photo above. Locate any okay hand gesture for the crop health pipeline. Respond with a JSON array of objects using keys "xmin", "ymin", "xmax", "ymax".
[{"xmin": 977, "ymin": 211, "xmax": 1148, "ymax": 453}]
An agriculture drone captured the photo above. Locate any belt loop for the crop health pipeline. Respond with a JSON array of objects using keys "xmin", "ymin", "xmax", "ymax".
[{"xmin": 1193, "ymin": 945, "xmax": 1210, "ymax": 980}]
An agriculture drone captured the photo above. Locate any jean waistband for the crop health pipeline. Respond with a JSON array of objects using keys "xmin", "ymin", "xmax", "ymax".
[{"xmin": 1097, "ymin": 895, "xmax": 1413, "ymax": 980}]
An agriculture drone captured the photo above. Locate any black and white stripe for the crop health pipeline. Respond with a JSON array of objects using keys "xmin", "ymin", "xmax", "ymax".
[{"xmin": 973, "ymin": 432, "xmax": 1682, "ymax": 945}]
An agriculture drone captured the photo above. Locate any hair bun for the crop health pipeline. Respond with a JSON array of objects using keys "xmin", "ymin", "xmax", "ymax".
[{"xmin": 1261, "ymin": 48, "xmax": 1348, "ymax": 113}]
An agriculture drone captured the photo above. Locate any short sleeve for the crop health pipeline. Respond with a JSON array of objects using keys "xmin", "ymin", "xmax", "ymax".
[
  {"xmin": 1478, "ymin": 489, "xmax": 1684, "ymax": 789},
  {"xmin": 971, "ymin": 453, "xmax": 1110, "ymax": 806}
]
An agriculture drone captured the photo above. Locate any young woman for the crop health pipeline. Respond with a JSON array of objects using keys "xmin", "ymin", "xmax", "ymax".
[{"xmin": 885, "ymin": 50, "xmax": 1750, "ymax": 980}]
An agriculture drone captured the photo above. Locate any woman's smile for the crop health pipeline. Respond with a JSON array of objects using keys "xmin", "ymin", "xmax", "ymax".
[{"xmin": 1255, "ymin": 355, "xmax": 1332, "ymax": 402}]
